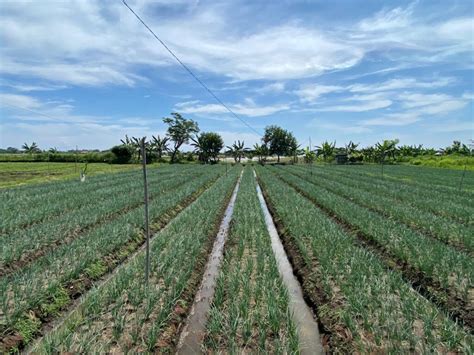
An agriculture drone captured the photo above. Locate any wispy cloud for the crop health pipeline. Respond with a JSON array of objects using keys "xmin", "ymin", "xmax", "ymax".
[
  {"xmin": 294, "ymin": 85, "xmax": 343, "ymax": 103},
  {"xmin": 175, "ymin": 99, "xmax": 289, "ymax": 117}
]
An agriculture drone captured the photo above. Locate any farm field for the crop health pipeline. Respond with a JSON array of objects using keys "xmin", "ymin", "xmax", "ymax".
[
  {"xmin": 0, "ymin": 164, "xmax": 473, "ymax": 353},
  {"xmin": 0, "ymin": 162, "xmax": 145, "ymax": 188}
]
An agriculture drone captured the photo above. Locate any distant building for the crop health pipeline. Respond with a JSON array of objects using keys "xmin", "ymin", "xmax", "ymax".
[{"xmin": 335, "ymin": 153, "xmax": 348, "ymax": 164}]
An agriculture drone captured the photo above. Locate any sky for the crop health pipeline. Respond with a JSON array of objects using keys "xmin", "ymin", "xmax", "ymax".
[{"xmin": 0, "ymin": 0, "xmax": 473, "ymax": 151}]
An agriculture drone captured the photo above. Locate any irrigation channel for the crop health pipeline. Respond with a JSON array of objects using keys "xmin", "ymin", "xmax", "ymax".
[
  {"xmin": 177, "ymin": 171, "xmax": 242, "ymax": 353},
  {"xmin": 255, "ymin": 172, "xmax": 323, "ymax": 355},
  {"xmin": 177, "ymin": 170, "xmax": 323, "ymax": 354}
]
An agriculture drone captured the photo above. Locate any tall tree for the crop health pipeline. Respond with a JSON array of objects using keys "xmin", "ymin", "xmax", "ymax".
[
  {"xmin": 192, "ymin": 132, "xmax": 224, "ymax": 164},
  {"xmin": 262, "ymin": 125, "xmax": 297, "ymax": 162},
  {"xmin": 163, "ymin": 113, "xmax": 199, "ymax": 163}
]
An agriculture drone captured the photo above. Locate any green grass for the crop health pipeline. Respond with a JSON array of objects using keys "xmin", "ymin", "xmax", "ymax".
[
  {"xmin": 402, "ymin": 155, "xmax": 474, "ymax": 170},
  {"xmin": 0, "ymin": 162, "xmax": 147, "ymax": 188}
]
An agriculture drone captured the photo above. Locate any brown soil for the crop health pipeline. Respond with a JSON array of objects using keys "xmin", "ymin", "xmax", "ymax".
[
  {"xmin": 256, "ymin": 176, "xmax": 347, "ymax": 353},
  {"xmin": 275, "ymin": 172, "xmax": 473, "ymax": 332},
  {"xmin": 1, "ymin": 174, "xmax": 221, "ymax": 353},
  {"xmin": 154, "ymin": 174, "xmax": 240, "ymax": 353},
  {"xmin": 287, "ymin": 167, "xmax": 472, "ymax": 255},
  {"xmin": 1, "ymin": 173, "xmax": 204, "ymax": 278}
]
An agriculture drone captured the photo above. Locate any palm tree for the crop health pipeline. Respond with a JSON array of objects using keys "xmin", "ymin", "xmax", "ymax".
[
  {"xmin": 22, "ymin": 142, "xmax": 41, "ymax": 154},
  {"xmin": 316, "ymin": 141, "xmax": 336, "ymax": 162},
  {"xmin": 48, "ymin": 147, "xmax": 58, "ymax": 154},
  {"xmin": 150, "ymin": 135, "xmax": 169, "ymax": 160},
  {"xmin": 253, "ymin": 143, "xmax": 268, "ymax": 164},
  {"xmin": 303, "ymin": 146, "xmax": 316, "ymax": 164},
  {"xmin": 226, "ymin": 140, "xmax": 248, "ymax": 163},
  {"xmin": 375, "ymin": 139, "xmax": 399, "ymax": 163},
  {"xmin": 121, "ymin": 135, "xmax": 142, "ymax": 160}
]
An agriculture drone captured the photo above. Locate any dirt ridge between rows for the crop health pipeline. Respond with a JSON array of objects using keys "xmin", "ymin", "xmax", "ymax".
[
  {"xmin": 272, "ymin": 170, "xmax": 473, "ymax": 331},
  {"xmin": 0, "ymin": 172, "xmax": 204, "ymax": 278},
  {"xmin": 154, "ymin": 171, "xmax": 241, "ymax": 353},
  {"xmin": 283, "ymin": 167, "xmax": 472, "ymax": 255},
  {"xmin": 0, "ymin": 169, "xmax": 179, "ymax": 236},
  {"xmin": 0, "ymin": 172, "xmax": 223, "ymax": 354},
  {"xmin": 291, "ymin": 165, "xmax": 472, "ymax": 227}
]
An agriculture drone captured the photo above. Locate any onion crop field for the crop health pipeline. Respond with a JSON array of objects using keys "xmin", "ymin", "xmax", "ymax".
[{"xmin": 0, "ymin": 164, "xmax": 473, "ymax": 353}]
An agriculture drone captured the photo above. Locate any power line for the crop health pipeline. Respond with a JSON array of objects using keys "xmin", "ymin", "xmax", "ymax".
[
  {"xmin": 121, "ymin": 0, "xmax": 262, "ymax": 137},
  {"xmin": 1, "ymin": 102, "xmax": 68, "ymax": 123}
]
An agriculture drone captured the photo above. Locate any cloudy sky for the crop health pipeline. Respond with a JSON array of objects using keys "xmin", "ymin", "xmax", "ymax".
[{"xmin": 0, "ymin": 0, "xmax": 472, "ymax": 150}]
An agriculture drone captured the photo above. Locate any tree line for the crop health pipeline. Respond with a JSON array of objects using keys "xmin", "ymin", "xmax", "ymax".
[
  {"xmin": 2, "ymin": 112, "xmax": 472, "ymax": 165},
  {"xmin": 110, "ymin": 113, "xmax": 299, "ymax": 164}
]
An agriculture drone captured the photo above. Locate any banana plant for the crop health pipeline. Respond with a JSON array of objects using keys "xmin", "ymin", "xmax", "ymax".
[
  {"xmin": 22, "ymin": 142, "xmax": 41, "ymax": 154},
  {"xmin": 316, "ymin": 141, "xmax": 336, "ymax": 162},
  {"xmin": 303, "ymin": 146, "xmax": 316, "ymax": 164},
  {"xmin": 226, "ymin": 140, "xmax": 248, "ymax": 163},
  {"xmin": 150, "ymin": 135, "xmax": 169, "ymax": 160},
  {"xmin": 375, "ymin": 139, "xmax": 399, "ymax": 163},
  {"xmin": 253, "ymin": 143, "xmax": 268, "ymax": 164}
]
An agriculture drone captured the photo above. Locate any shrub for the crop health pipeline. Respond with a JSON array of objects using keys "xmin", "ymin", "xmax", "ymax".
[{"xmin": 111, "ymin": 145, "xmax": 133, "ymax": 164}]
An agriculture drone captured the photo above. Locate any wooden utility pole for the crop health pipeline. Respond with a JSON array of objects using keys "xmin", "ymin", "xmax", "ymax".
[
  {"xmin": 141, "ymin": 137, "xmax": 150, "ymax": 286},
  {"xmin": 75, "ymin": 145, "xmax": 78, "ymax": 174}
]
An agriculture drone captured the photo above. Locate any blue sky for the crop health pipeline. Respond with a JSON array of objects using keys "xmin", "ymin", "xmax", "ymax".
[{"xmin": 0, "ymin": 0, "xmax": 472, "ymax": 151}]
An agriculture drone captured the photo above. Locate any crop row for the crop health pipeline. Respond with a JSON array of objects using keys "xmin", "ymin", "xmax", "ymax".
[
  {"xmin": 203, "ymin": 167, "xmax": 298, "ymax": 353},
  {"xmin": 1, "ymin": 168, "xmax": 205, "ymax": 273},
  {"xmin": 256, "ymin": 166, "xmax": 472, "ymax": 353},
  {"xmin": 331, "ymin": 164, "xmax": 474, "ymax": 199},
  {"xmin": 0, "ymin": 166, "xmax": 225, "ymax": 351},
  {"xmin": 268, "ymin": 166, "xmax": 473, "ymax": 321},
  {"xmin": 0, "ymin": 165, "xmax": 198, "ymax": 233},
  {"xmin": 294, "ymin": 165, "xmax": 473, "ymax": 225},
  {"xmin": 346, "ymin": 164, "xmax": 474, "ymax": 188},
  {"xmin": 282, "ymin": 166, "xmax": 473, "ymax": 252},
  {"xmin": 31, "ymin": 168, "xmax": 241, "ymax": 353},
  {"xmin": 321, "ymin": 164, "xmax": 473, "ymax": 213}
]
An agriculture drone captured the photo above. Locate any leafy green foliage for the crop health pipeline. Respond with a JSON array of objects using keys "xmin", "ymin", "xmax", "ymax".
[
  {"xmin": 192, "ymin": 132, "xmax": 224, "ymax": 164},
  {"xmin": 226, "ymin": 140, "xmax": 248, "ymax": 163},
  {"xmin": 316, "ymin": 141, "xmax": 335, "ymax": 162},
  {"xmin": 263, "ymin": 125, "xmax": 298, "ymax": 162},
  {"xmin": 22, "ymin": 142, "xmax": 41, "ymax": 154},
  {"xmin": 111, "ymin": 144, "xmax": 134, "ymax": 164},
  {"xmin": 163, "ymin": 112, "xmax": 200, "ymax": 163}
]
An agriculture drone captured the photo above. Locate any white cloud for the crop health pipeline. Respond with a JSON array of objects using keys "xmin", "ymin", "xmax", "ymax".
[
  {"xmin": 428, "ymin": 120, "xmax": 473, "ymax": 133},
  {"xmin": 0, "ymin": 1, "xmax": 365, "ymax": 85},
  {"xmin": 315, "ymin": 99, "xmax": 392, "ymax": 112},
  {"xmin": 0, "ymin": 94, "xmax": 160, "ymax": 149},
  {"xmin": 175, "ymin": 99, "xmax": 289, "ymax": 117},
  {"xmin": 1, "ymin": 121, "xmax": 151, "ymax": 151},
  {"xmin": 361, "ymin": 113, "xmax": 421, "ymax": 126},
  {"xmin": 0, "ymin": 1, "xmax": 471, "ymax": 89},
  {"xmin": 294, "ymin": 85, "xmax": 343, "ymax": 103},
  {"xmin": 349, "ymin": 77, "xmax": 455, "ymax": 93},
  {"xmin": 0, "ymin": 93, "xmax": 42, "ymax": 109},
  {"xmin": 255, "ymin": 82, "xmax": 285, "ymax": 95},
  {"xmin": 358, "ymin": 5, "xmax": 414, "ymax": 32},
  {"xmin": 397, "ymin": 93, "xmax": 468, "ymax": 114}
]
